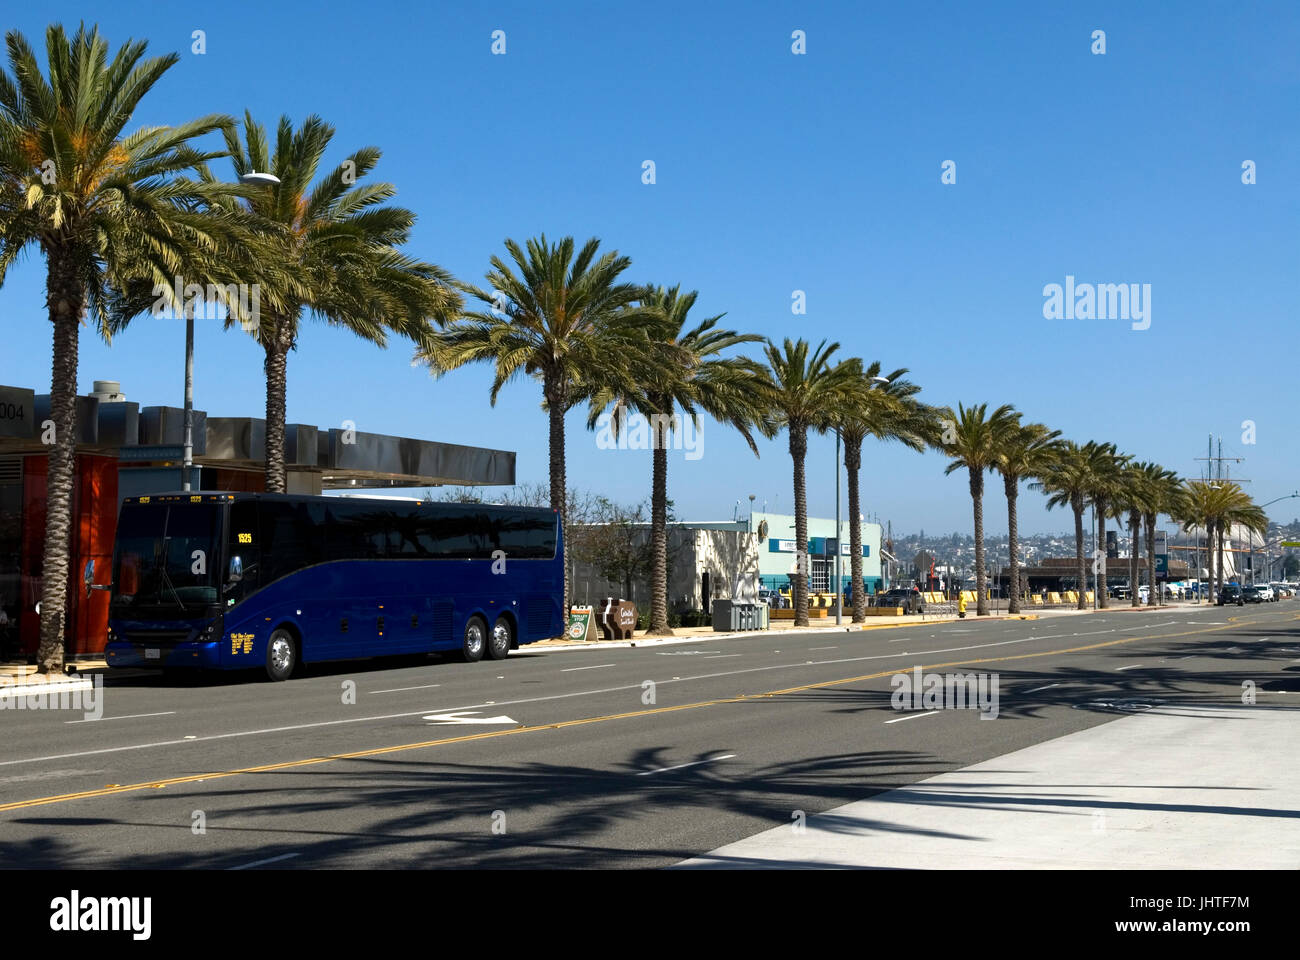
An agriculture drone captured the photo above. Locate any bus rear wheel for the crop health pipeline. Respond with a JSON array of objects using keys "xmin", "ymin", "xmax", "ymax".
[
  {"xmin": 265, "ymin": 628, "xmax": 298, "ymax": 682},
  {"xmin": 460, "ymin": 616, "xmax": 487, "ymax": 663},
  {"xmin": 487, "ymin": 616, "xmax": 513, "ymax": 660}
]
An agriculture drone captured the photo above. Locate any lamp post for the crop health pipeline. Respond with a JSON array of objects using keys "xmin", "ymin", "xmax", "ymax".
[
  {"xmin": 1255, "ymin": 493, "xmax": 1299, "ymax": 586},
  {"xmin": 182, "ymin": 170, "xmax": 281, "ymax": 491}
]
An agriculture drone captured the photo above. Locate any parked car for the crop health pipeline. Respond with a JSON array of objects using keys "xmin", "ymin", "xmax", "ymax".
[
  {"xmin": 877, "ymin": 586, "xmax": 925, "ymax": 614},
  {"xmin": 1217, "ymin": 584, "xmax": 1245, "ymax": 606}
]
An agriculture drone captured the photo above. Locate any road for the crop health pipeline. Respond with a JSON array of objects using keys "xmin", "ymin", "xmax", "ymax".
[{"xmin": 1, "ymin": 603, "xmax": 1297, "ymax": 868}]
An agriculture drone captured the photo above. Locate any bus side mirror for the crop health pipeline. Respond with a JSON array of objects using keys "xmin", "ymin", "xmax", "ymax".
[
  {"xmin": 84, "ymin": 559, "xmax": 95, "ymax": 598},
  {"xmin": 228, "ymin": 555, "xmax": 243, "ymax": 583}
]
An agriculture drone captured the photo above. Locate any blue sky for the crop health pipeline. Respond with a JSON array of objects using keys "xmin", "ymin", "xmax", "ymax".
[{"xmin": 3, "ymin": 1, "xmax": 1298, "ymax": 534}]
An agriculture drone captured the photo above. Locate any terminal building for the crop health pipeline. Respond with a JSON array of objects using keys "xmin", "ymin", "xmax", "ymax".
[{"xmin": 0, "ymin": 379, "xmax": 516, "ymax": 660}]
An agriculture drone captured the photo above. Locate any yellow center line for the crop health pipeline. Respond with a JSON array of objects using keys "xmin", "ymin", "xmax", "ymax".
[{"xmin": 2, "ymin": 611, "xmax": 1291, "ymax": 813}]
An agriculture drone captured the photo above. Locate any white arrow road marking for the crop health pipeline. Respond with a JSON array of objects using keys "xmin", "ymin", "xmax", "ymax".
[{"xmin": 422, "ymin": 710, "xmax": 518, "ymax": 725}]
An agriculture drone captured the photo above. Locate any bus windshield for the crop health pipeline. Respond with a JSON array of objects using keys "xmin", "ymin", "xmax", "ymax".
[{"xmin": 111, "ymin": 502, "xmax": 223, "ymax": 617}]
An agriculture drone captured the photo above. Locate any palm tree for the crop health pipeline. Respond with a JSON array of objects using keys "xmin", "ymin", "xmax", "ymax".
[
  {"xmin": 994, "ymin": 420, "xmax": 1061, "ymax": 614},
  {"xmin": 1088, "ymin": 444, "xmax": 1130, "ymax": 608},
  {"xmin": 0, "ymin": 24, "xmax": 236, "ymax": 672},
  {"xmin": 420, "ymin": 235, "xmax": 651, "ymax": 615},
  {"xmin": 835, "ymin": 363, "xmax": 936, "ymax": 621},
  {"xmin": 1118, "ymin": 462, "xmax": 1151, "ymax": 607},
  {"xmin": 1181, "ymin": 480, "xmax": 1265, "ymax": 604},
  {"xmin": 939, "ymin": 403, "xmax": 1019, "ymax": 616},
  {"xmin": 754, "ymin": 339, "xmax": 860, "ymax": 626},
  {"xmin": 1139, "ymin": 465, "xmax": 1182, "ymax": 606},
  {"xmin": 211, "ymin": 112, "xmax": 460, "ymax": 493},
  {"xmin": 1033, "ymin": 440, "xmax": 1105, "ymax": 609},
  {"xmin": 584, "ymin": 285, "xmax": 766, "ymax": 635}
]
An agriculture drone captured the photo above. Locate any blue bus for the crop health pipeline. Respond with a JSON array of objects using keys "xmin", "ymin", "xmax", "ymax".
[{"xmin": 103, "ymin": 493, "xmax": 564, "ymax": 680}]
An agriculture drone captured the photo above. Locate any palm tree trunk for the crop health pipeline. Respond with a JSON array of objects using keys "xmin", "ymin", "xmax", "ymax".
[
  {"xmin": 1097, "ymin": 499, "xmax": 1109, "ymax": 608},
  {"xmin": 790, "ymin": 423, "xmax": 809, "ymax": 627},
  {"xmin": 1073, "ymin": 497, "xmax": 1087, "ymax": 609},
  {"xmin": 263, "ymin": 324, "xmax": 291, "ymax": 494},
  {"xmin": 648, "ymin": 419, "xmax": 672, "ymax": 635},
  {"xmin": 970, "ymin": 468, "xmax": 987, "ymax": 616},
  {"xmin": 36, "ymin": 247, "xmax": 84, "ymax": 674},
  {"xmin": 1146, "ymin": 513, "xmax": 1158, "ymax": 607},
  {"xmin": 1129, "ymin": 509, "xmax": 1140, "ymax": 607},
  {"xmin": 1005, "ymin": 473, "xmax": 1020, "ymax": 614},
  {"xmin": 845, "ymin": 435, "xmax": 864, "ymax": 622},
  {"xmin": 545, "ymin": 372, "xmax": 569, "ymax": 619}
]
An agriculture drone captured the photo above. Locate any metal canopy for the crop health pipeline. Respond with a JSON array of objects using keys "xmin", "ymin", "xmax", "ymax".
[{"xmin": 0, "ymin": 382, "xmax": 517, "ymax": 489}]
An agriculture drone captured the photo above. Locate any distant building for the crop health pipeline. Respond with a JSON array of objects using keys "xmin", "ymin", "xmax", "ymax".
[{"xmin": 568, "ymin": 511, "xmax": 884, "ymax": 614}]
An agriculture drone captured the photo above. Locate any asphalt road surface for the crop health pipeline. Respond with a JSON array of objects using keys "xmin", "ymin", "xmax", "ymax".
[{"xmin": 2, "ymin": 603, "xmax": 1296, "ymax": 868}]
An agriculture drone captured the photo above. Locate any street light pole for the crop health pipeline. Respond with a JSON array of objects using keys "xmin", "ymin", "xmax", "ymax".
[
  {"xmin": 182, "ymin": 299, "xmax": 195, "ymax": 491},
  {"xmin": 834, "ymin": 428, "xmax": 842, "ymax": 625}
]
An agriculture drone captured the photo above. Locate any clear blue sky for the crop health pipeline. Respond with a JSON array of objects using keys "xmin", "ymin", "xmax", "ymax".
[{"xmin": 3, "ymin": 1, "xmax": 1298, "ymax": 534}]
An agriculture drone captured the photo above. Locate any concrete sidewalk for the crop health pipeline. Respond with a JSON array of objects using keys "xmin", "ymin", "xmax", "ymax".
[{"xmin": 677, "ymin": 703, "xmax": 1300, "ymax": 869}]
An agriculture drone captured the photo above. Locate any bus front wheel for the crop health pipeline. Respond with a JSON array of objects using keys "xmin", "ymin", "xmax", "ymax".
[
  {"xmin": 460, "ymin": 616, "xmax": 487, "ymax": 663},
  {"xmin": 487, "ymin": 616, "xmax": 513, "ymax": 660},
  {"xmin": 265, "ymin": 628, "xmax": 298, "ymax": 682}
]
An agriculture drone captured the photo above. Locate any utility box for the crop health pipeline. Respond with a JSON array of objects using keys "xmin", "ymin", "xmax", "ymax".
[{"xmin": 712, "ymin": 600, "xmax": 767, "ymax": 631}]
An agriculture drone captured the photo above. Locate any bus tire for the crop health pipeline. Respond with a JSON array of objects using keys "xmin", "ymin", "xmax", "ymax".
[
  {"xmin": 265, "ymin": 628, "xmax": 298, "ymax": 682},
  {"xmin": 460, "ymin": 616, "xmax": 487, "ymax": 663},
  {"xmin": 487, "ymin": 616, "xmax": 513, "ymax": 660}
]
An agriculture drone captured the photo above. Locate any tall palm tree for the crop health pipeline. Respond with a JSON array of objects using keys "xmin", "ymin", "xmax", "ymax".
[
  {"xmin": 1182, "ymin": 480, "xmax": 1265, "ymax": 604},
  {"xmin": 420, "ymin": 235, "xmax": 651, "ymax": 615},
  {"xmin": 754, "ymin": 339, "xmax": 860, "ymax": 626},
  {"xmin": 584, "ymin": 285, "xmax": 767, "ymax": 635},
  {"xmin": 835, "ymin": 362, "xmax": 936, "ymax": 622},
  {"xmin": 0, "ymin": 24, "xmax": 236, "ymax": 672},
  {"xmin": 1088, "ymin": 444, "xmax": 1130, "ymax": 609},
  {"xmin": 213, "ymin": 112, "xmax": 460, "ymax": 493},
  {"xmin": 994, "ymin": 420, "xmax": 1061, "ymax": 614},
  {"xmin": 1140, "ymin": 465, "xmax": 1183, "ymax": 606},
  {"xmin": 939, "ymin": 403, "xmax": 1019, "ymax": 617},
  {"xmin": 1033, "ymin": 440, "xmax": 1106, "ymax": 610},
  {"xmin": 1182, "ymin": 480, "xmax": 1227, "ymax": 602},
  {"xmin": 1118, "ymin": 462, "xmax": 1151, "ymax": 607}
]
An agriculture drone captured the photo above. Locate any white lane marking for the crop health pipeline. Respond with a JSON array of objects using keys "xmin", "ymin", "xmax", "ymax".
[
  {"xmin": 1115, "ymin": 664, "xmax": 1145, "ymax": 672},
  {"xmin": 65, "ymin": 711, "xmax": 175, "ymax": 725},
  {"xmin": 560, "ymin": 663, "xmax": 616, "ymax": 672},
  {"xmin": 0, "ymin": 623, "xmax": 1230, "ymax": 768},
  {"xmin": 370, "ymin": 683, "xmax": 441, "ymax": 694},
  {"xmin": 1023, "ymin": 683, "xmax": 1061, "ymax": 694},
  {"xmin": 0, "ymin": 768, "xmax": 102, "ymax": 786},
  {"xmin": 889, "ymin": 636, "xmax": 912, "ymax": 643},
  {"xmin": 636, "ymin": 754, "xmax": 736, "ymax": 776},
  {"xmin": 808, "ymin": 646, "xmax": 838, "ymax": 651},
  {"xmin": 702, "ymin": 654, "xmax": 741, "ymax": 660},
  {"xmin": 228, "ymin": 853, "xmax": 300, "ymax": 871},
  {"xmin": 422, "ymin": 710, "xmax": 518, "ymax": 725},
  {"xmin": 884, "ymin": 711, "xmax": 941, "ymax": 724}
]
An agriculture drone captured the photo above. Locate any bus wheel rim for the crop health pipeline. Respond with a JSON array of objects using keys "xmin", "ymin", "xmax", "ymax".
[
  {"xmin": 467, "ymin": 624, "xmax": 483, "ymax": 654},
  {"xmin": 270, "ymin": 636, "xmax": 293, "ymax": 672},
  {"xmin": 492, "ymin": 623, "xmax": 510, "ymax": 653}
]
